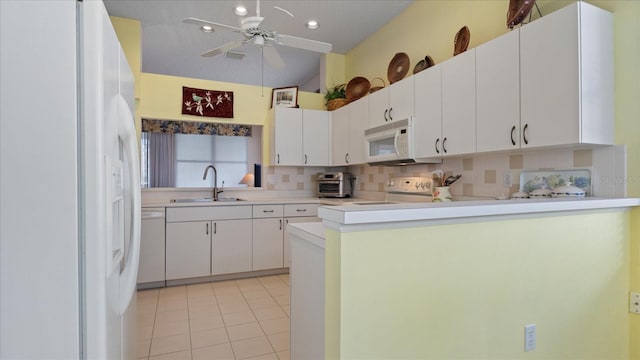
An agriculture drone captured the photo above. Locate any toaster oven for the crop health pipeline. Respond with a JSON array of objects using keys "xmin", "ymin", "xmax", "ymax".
[{"xmin": 316, "ymin": 172, "xmax": 353, "ymax": 198}]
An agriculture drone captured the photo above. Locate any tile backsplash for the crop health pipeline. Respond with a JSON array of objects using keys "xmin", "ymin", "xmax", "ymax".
[
  {"xmin": 346, "ymin": 145, "xmax": 627, "ymax": 198},
  {"xmin": 142, "ymin": 146, "xmax": 626, "ymax": 204}
]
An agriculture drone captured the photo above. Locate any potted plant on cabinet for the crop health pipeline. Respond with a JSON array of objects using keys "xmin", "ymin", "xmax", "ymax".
[{"xmin": 324, "ymin": 83, "xmax": 350, "ymax": 111}]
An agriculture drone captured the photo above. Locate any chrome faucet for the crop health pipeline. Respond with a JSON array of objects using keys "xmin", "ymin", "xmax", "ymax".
[{"xmin": 202, "ymin": 165, "xmax": 223, "ymax": 201}]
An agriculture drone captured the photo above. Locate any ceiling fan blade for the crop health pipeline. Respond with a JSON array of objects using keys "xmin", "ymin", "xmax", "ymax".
[
  {"xmin": 201, "ymin": 39, "xmax": 246, "ymax": 57},
  {"xmin": 182, "ymin": 17, "xmax": 241, "ymax": 32},
  {"xmin": 277, "ymin": 34, "xmax": 332, "ymax": 53},
  {"xmin": 262, "ymin": 45, "xmax": 285, "ymax": 68}
]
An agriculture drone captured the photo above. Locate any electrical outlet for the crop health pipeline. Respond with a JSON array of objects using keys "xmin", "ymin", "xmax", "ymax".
[
  {"xmin": 631, "ymin": 292, "xmax": 640, "ymax": 314},
  {"xmin": 503, "ymin": 172, "xmax": 512, "ymax": 187},
  {"xmin": 525, "ymin": 324, "xmax": 536, "ymax": 352}
]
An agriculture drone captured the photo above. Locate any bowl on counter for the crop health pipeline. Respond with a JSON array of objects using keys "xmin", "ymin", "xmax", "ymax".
[
  {"xmin": 510, "ymin": 191, "xmax": 529, "ymax": 199},
  {"xmin": 551, "ymin": 182, "xmax": 586, "ymax": 198},
  {"xmin": 529, "ymin": 186, "xmax": 552, "ymax": 198}
]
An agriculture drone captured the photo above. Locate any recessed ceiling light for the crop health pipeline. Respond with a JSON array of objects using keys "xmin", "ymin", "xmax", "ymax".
[
  {"xmin": 234, "ymin": 5, "xmax": 248, "ymax": 16},
  {"xmin": 306, "ymin": 20, "xmax": 319, "ymax": 30},
  {"xmin": 200, "ymin": 25, "xmax": 214, "ymax": 33}
]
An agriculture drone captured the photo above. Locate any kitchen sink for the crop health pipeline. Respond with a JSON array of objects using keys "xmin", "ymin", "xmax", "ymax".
[{"xmin": 170, "ymin": 198, "xmax": 245, "ymax": 203}]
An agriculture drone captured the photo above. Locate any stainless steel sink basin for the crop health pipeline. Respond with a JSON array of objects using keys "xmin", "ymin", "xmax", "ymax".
[{"xmin": 170, "ymin": 198, "xmax": 245, "ymax": 203}]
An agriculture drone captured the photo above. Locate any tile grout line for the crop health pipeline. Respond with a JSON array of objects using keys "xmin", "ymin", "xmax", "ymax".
[
  {"xmin": 237, "ymin": 278, "xmax": 280, "ymax": 359},
  {"xmin": 213, "ymin": 281, "xmax": 239, "ymax": 360}
]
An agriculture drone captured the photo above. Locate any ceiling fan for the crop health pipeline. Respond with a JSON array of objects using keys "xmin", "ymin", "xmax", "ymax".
[{"xmin": 183, "ymin": 0, "xmax": 332, "ymax": 68}]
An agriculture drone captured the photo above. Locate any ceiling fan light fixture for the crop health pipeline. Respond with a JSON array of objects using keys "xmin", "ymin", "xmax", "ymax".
[
  {"xmin": 306, "ymin": 20, "xmax": 319, "ymax": 30},
  {"xmin": 200, "ymin": 25, "xmax": 214, "ymax": 33},
  {"xmin": 234, "ymin": 5, "xmax": 248, "ymax": 16}
]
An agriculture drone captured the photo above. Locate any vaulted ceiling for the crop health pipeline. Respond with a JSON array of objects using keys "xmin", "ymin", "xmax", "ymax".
[{"xmin": 104, "ymin": 0, "xmax": 413, "ymax": 90}]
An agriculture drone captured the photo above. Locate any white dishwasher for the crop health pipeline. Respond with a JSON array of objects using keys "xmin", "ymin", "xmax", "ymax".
[{"xmin": 138, "ymin": 207, "xmax": 166, "ymax": 288}]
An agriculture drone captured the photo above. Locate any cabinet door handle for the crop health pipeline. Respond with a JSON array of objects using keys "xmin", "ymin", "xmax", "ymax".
[
  {"xmin": 304, "ymin": 154, "xmax": 308, "ymax": 164},
  {"xmin": 345, "ymin": 153, "xmax": 349, "ymax": 163},
  {"xmin": 435, "ymin": 138, "xmax": 440, "ymax": 154},
  {"xmin": 296, "ymin": 209, "xmax": 307, "ymax": 212},
  {"xmin": 511, "ymin": 125, "xmax": 516, "ymax": 146},
  {"xmin": 442, "ymin": 137, "xmax": 448, "ymax": 154},
  {"xmin": 263, "ymin": 210, "xmax": 274, "ymax": 213},
  {"xmin": 523, "ymin": 124, "xmax": 529, "ymax": 145},
  {"xmin": 384, "ymin": 109, "xmax": 389, "ymax": 122},
  {"xmin": 388, "ymin": 107, "xmax": 393, "ymax": 121},
  {"xmin": 214, "ymin": 222, "xmax": 217, "ymax": 234},
  {"xmin": 206, "ymin": 223, "xmax": 209, "ymax": 235},
  {"xmin": 279, "ymin": 219, "xmax": 282, "ymax": 230},
  {"xmin": 277, "ymin": 153, "xmax": 280, "ymax": 164}
]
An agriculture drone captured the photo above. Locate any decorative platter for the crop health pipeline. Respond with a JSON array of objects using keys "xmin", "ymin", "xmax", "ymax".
[
  {"xmin": 346, "ymin": 76, "xmax": 371, "ymax": 101},
  {"xmin": 519, "ymin": 169, "xmax": 592, "ymax": 196},
  {"xmin": 387, "ymin": 52, "xmax": 410, "ymax": 84}
]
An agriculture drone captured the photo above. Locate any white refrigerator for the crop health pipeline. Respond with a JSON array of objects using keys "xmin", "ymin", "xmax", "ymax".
[{"xmin": 0, "ymin": 1, "xmax": 141, "ymax": 359}]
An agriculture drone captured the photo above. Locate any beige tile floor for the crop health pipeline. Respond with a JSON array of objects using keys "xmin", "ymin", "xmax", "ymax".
[{"xmin": 137, "ymin": 274, "xmax": 291, "ymax": 360}]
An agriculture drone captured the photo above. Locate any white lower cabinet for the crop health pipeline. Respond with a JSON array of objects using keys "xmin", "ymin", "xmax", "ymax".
[
  {"xmin": 252, "ymin": 217, "xmax": 284, "ymax": 270},
  {"xmin": 212, "ymin": 219, "xmax": 252, "ymax": 275},
  {"xmin": 164, "ymin": 203, "xmax": 320, "ymax": 281},
  {"xmin": 252, "ymin": 204, "xmax": 285, "ymax": 270},
  {"xmin": 166, "ymin": 221, "xmax": 211, "ymax": 280}
]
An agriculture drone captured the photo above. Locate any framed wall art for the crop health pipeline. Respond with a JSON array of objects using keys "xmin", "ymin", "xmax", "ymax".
[{"xmin": 271, "ymin": 86, "xmax": 298, "ymax": 108}]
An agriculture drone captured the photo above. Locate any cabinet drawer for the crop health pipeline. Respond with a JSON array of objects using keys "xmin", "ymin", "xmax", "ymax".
[
  {"xmin": 166, "ymin": 205, "xmax": 252, "ymax": 222},
  {"xmin": 253, "ymin": 204, "xmax": 284, "ymax": 218},
  {"xmin": 284, "ymin": 203, "xmax": 318, "ymax": 217}
]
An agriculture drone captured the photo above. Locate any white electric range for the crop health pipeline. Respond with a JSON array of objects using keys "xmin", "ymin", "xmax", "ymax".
[{"xmin": 348, "ymin": 176, "xmax": 434, "ymax": 205}]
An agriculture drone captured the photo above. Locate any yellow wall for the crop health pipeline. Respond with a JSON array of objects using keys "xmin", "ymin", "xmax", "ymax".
[
  {"xmin": 341, "ymin": 1, "xmax": 640, "ymax": 356},
  {"xmin": 326, "ymin": 211, "xmax": 631, "ymax": 359},
  {"xmin": 110, "ymin": 17, "xmax": 324, "ymax": 167}
]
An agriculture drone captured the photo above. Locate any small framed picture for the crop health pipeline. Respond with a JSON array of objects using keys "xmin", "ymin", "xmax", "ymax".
[{"xmin": 271, "ymin": 86, "xmax": 299, "ymax": 108}]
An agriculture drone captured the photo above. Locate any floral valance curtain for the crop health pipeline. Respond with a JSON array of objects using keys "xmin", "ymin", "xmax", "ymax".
[{"xmin": 142, "ymin": 118, "xmax": 251, "ymax": 136}]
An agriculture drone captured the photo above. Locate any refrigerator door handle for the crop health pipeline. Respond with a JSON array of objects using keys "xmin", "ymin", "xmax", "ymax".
[{"xmin": 116, "ymin": 94, "xmax": 141, "ymax": 315}]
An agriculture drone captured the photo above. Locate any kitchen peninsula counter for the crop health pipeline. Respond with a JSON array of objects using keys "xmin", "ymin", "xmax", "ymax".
[
  {"xmin": 290, "ymin": 197, "xmax": 640, "ymax": 359},
  {"xmin": 318, "ymin": 197, "xmax": 640, "ymax": 230}
]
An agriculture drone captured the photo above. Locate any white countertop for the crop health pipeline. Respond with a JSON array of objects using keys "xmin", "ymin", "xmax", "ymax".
[
  {"xmin": 142, "ymin": 196, "xmax": 360, "ymax": 208},
  {"xmin": 287, "ymin": 222, "xmax": 326, "ymax": 249},
  {"xmin": 318, "ymin": 197, "xmax": 640, "ymax": 229}
]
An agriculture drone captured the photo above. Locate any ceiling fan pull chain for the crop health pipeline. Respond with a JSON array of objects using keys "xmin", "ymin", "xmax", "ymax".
[{"xmin": 256, "ymin": 0, "xmax": 260, "ymax": 17}]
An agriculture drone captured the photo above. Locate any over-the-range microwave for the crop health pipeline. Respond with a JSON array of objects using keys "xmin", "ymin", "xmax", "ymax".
[
  {"xmin": 364, "ymin": 118, "xmax": 414, "ymax": 166},
  {"xmin": 364, "ymin": 117, "xmax": 441, "ymax": 166}
]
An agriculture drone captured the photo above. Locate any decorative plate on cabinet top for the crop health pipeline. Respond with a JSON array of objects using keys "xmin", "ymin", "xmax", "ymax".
[
  {"xmin": 387, "ymin": 52, "xmax": 410, "ymax": 84},
  {"xmin": 453, "ymin": 26, "xmax": 470, "ymax": 56},
  {"xmin": 413, "ymin": 55, "xmax": 435, "ymax": 74}
]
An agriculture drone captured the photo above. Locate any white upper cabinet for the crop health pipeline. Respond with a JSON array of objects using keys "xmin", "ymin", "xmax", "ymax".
[
  {"xmin": 476, "ymin": 29, "xmax": 521, "ymax": 152},
  {"xmin": 347, "ymin": 96, "xmax": 369, "ymax": 164},
  {"xmin": 413, "ymin": 64, "xmax": 443, "ymax": 159},
  {"xmin": 441, "ymin": 49, "xmax": 476, "ymax": 156},
  {"xmin": 368, "ymin": 76, "xmax": 414, "ymax": 128},
  {"xmin": 302, "ymin": 110, "xmax": 330, "ymax": 166},
  {"xmin": 273, "ymin": 108, "xmax": 303, "ymax": 165},
  {"xmin": 331, "ymin": 105, "xmax": 350, "ymax": 166},
  {"xmin": 520, "ymin": 2, "xmax": 613, "ymax": 148},
  {"xmin": 272, "ymin": 107, "xmax": 330, "ymax": 166},
  {"xmin": 330, "ymin": 96, "xmax": 368, "ymax": 166}
]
